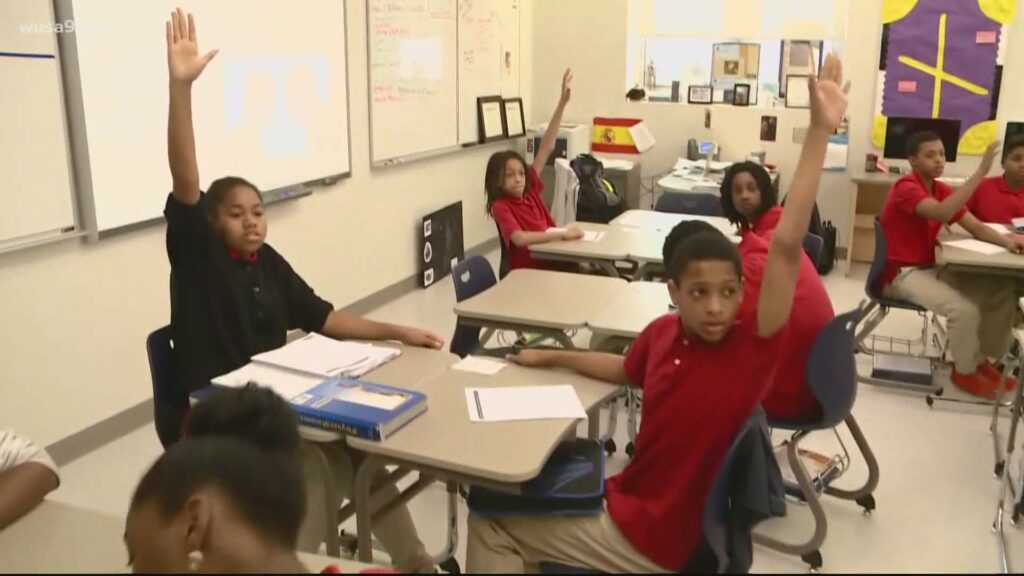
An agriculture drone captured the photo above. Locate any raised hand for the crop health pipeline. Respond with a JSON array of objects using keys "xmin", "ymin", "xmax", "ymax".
[
  {"xmin": 979, "ymin": 140, "xmax": 1002, "ymax": 175},
  {"xmin": 559, "ymin": 69, "xmax": 573, "ymax": 105},
  {"xmin": 808, "ymin": 53, "xmax": 850, "ymax": 134},
  {"xmin": 166, "ymin": 8, "xmax": 218, "ymax": 84}
]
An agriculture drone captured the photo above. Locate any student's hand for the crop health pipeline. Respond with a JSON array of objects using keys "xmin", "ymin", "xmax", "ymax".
[
  {"xmin": 166, "ymin": 8, "xmax": 218, "ymax": 84},
  {"xmin": 506, "ymin": 349, "xmax": 552, "ymax": 368},
  {"xmin": 559, "ymin": 69, "xmax": 573, "ymax": 106},
  {"xmin": 1005, "ymin": 238, "xmax": 1024, "ymax": 255},
  {"xmin": 397, "ymin": 327, "xmax": 445, "ymax": 350},
  {"xmin": 808, "ymin": 53, "xmax": 850, "ymax": 134},
  {"xmin": 978, "ymin": 141, "xmax": 1002, "ymax": 175},
  {"xmin": 561, "ymin": 226, "xmax": 585, "ymax": 241}
]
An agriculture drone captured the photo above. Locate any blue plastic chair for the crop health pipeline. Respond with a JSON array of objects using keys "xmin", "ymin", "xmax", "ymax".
[
  {"xmin": 655, "ymin": 192, "xmax": 724, "ymax": 217},
  {"xmin": 754, "ymin": 306, "xmax": 879, "ymax": 570},
  {"xmin": 450, "ymin": 255, "xmax": 513, "ymax": 359},
  {"xmin": 803, "ymin": 232, "xmax": 824, "ymax": 269},
  {"xmin": 865, "ymin": 218, "xmax": 927, "ymax": 312},
  {"xmin": 146, "ymin": 326, "xmax": 181, "ymax": 449}
]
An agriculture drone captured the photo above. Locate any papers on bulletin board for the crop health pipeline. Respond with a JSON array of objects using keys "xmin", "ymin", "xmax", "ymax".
[{"xmin": 466, "ymin": 385, "xmax": 586, "ymax": 422}]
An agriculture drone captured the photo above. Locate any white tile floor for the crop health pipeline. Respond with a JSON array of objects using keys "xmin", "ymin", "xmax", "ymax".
[{"xmin": 48, "ymin": 254, "xmax": 1024, "ymax": 573}]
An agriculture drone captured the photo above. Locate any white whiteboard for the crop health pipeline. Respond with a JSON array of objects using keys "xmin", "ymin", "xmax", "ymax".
[
  {"xmin": 68, "ymin": 0, "xmax": 351, "ymax": 232},
  {"xmin": 0, "ymin": 0, "xmax": 76, "ymax": 245},
  {"xmin": 368, "ymin": 0, "xmax": 521, "ymax": 163}
]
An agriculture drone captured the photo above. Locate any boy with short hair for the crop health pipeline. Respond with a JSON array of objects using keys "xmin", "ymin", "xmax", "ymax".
[{"xmin": 966, "ymin": 135, "xmax": 1024, "ymax": 224}]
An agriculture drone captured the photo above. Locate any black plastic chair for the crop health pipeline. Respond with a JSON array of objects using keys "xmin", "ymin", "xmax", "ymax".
[
  {"xmin": 803, "ymin": 233, "xmax": 824, "ymax": 269},
  {"xmin": 146, "ymin": 326, "xmax": 181, "ymax": 448},
  {"xmin": 754, "ymin": 306, "xmax": 879, "ymax": 570},
  {"xmin": 655, "ymin": 192, "xmax": 724, "ymax": 217}
]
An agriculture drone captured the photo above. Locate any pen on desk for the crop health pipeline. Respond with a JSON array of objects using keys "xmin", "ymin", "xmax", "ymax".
[{"xmin": 473, "ymin": 390, "xmax": 485, "ymax": 420}]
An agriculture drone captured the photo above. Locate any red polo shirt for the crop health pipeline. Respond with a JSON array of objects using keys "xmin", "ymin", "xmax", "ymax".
[
  {"xmin": 490, "ymin": 167, "xmax": 557, "ymax": 271},
  {"xmin": 739, "ymin": 232, "xmax": 833, "ymax": 421},
  {"xmin": 607, "ymin": 311, "xmax": 785, "ymax": 569},
  {"xmin": 878, "ymin": 172, "xmax": 966, "ymax": 287},
  {"xmin": 747, "ymin": 205, "xmax": 782, "ymax": 238},
  {"xmin": 966, "ymin": 176, "xmax": 1024, "ymax": 225}
]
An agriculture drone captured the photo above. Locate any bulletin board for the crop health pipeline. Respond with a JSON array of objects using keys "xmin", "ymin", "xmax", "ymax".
[{"xmin": 711, "ymin": 43, "xmax": 761, "ymax": 104}]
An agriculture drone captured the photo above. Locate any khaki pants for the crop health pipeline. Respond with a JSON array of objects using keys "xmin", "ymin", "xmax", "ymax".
[
  {"xmin": 298, "ymin": 442, "xmax": 433, "ymax": 573},
  {"xmin": 466, "ymin": 508, "xmax": 667, "ymax": 574},
  {"xmin": 883, "ymin": 267, "xmax": 1016, "ymax": 374}
]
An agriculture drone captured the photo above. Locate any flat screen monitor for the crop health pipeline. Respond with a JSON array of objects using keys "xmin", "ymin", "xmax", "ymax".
[
  {"xmin": 1005, "ymin": 121, "xmax": 1024, "ymax": 144},
  {"xmin": 883, "ymin": 117, "xmax": 961, "ymax": 161},
  {"xmin": 698, "ymin": 140, "xmax": 717, "ymax": 155}
]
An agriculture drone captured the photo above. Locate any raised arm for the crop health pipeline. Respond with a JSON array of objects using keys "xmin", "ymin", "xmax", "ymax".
[
  {"xmin": 758, "ymin": 54, "xmax": 849, "ymax": 338},
  {"xmin": 915, "ymin": 142, "xmax": 1000, "ymax": 223},
  {"xmin": 532, "ymin": 69, "xmax": 573, "ymax": 171},
  {"xmin": 167, "ymin": 8, "xmax": 218, "ymax": 206}
]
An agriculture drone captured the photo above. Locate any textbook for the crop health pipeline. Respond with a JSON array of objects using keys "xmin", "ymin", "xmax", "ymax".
[{"xmin": 288, "ymin": 377, "xmax": 427, "ymax": 441}]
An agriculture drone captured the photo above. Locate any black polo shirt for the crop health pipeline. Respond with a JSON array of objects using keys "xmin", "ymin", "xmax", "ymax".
[{"xmin": 164, "ymin": 193, "xmax": 334, "ymax": 404}]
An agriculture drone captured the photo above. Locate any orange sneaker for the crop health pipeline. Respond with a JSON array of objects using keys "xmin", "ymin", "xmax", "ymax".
[
  {"xmin": 951, "ymin": 369, "xmax": 999, "ymax": 400},
  {"xmin": 979, "ymin": 362, "xmax": 1019, "ymax": 392}
]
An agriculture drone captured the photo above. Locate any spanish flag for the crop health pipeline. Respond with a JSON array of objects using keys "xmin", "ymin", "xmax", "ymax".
[{"xmin": 591, "ymin": 117, "xmax": 655, "ymax": 154}]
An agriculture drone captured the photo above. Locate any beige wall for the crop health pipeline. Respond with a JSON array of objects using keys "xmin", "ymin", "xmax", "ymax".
[{"xmin": 1, "ymin": 0, "xmax": 532, "ymax": 445}]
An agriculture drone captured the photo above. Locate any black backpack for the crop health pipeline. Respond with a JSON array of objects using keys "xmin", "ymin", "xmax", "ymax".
[
  {"xmin": 570, "ymin": 154, "xmax": 625, "ymax": 224},
  {"xmin": 780, "ymin": 198, "xmax": 836, "ymax": 275}
]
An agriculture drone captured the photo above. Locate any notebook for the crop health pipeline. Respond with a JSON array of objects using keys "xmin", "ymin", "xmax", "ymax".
[{"xmin": 250, "ymin": 333, "xmax": 401, "ymax": 378}]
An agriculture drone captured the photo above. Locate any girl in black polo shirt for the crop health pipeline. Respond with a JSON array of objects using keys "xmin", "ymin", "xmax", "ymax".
[{"xmin": 162, "ymin": 9, "xmax": 440, "ymax": 572}]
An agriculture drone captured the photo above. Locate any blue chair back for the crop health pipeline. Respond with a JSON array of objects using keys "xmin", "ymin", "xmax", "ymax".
[
  {"xmin": 865, "ymin": 218, "xmax": 888, "ymax": 300},
  {"xmin": 147, "ymin": 326, "xmax": 178, "ymax": 448},
  {"xmin": 655, "ymin": 192, "xmax": 724, "ymax": 217},
  {"xmin": 804, "ymin": 307, "xmax": 863, "ymax": 429},
  {"xmin": 450, "ymin": 256, "xmax": 498, "ymax": 357},
  {"xmin": 803, "ymin": 233, "xmax": 824, "ymax": 269}
]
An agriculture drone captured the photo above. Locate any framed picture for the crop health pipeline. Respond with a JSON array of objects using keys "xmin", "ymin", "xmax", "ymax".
[
  {"xmin": 779, "ymin": 40, "xmax": 823, "ymax": 98},
  {"xmin": 687, "ymin": 85, "xmax": 713, "ymax": 104},
  {"xmin": 502, "ymin": 97, "xmax": 525, "ymax": 137},
  {"xmin": 711, "ymin": 42, "xmax": 761, "ymax": 104},
  {"xmin": 723, "ymin": 88, "xmax": 734, "ymax": 105},
  {"xmin": 477, "ymin": 96, "xmax": 506, "ymax": 143},
  {"xmin": 760, "ymin": 115, "xmax": 778, "ymax": 142},
  {"xmin": 732, "ymin": 83, "xmax": 751, "ymax": 106},
  {"xmin": 785, "ymin": 75, "xmax": 811, "ymax": 108}
]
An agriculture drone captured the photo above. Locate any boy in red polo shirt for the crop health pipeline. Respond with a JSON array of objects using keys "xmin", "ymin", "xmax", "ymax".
[
  {"xmin": 966, "ymin": 136, "xmax": 1024, "ymax": 225},
  {"xmin": 465, "ymin": 54, "xmax": 850, "ymax": 573},
  {"xmin": 486, "ymin": 69, "xmax": 584, "ymax": 273},
  {"xmin": 878, "ymin": 132, "xmax": 1022, "ymax": 398}
]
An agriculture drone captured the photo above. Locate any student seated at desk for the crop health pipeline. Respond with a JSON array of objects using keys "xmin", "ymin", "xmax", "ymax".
[
  {"xmin": 662, "ymin": 219, "xmax": 834, "ymax": 421},
  {"xmin": 720, "ymin": 161, "xmax": 782, "ymax": 237},
  {"xmin": 879, "ymin": 132, "xmax": 1022, "ymax": 398},
  {"xmin": 467, "ymin": 54, "xmax": 849, "ymax": 573},
  {"xmin": 486, "ymin": 69, "xmax": 583, "ymax": 273},
  {"xmin": 0, "ymin": 430, "xmax": 60, "ymax": 530},
  {"xmin": 966, "ymin": 135, "xmax": 1024, "ymax": 225}
]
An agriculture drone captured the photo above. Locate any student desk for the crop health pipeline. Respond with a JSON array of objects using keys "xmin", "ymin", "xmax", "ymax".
[
  {"xmin": 0, "ymin": 500, "xmax": 379, "ymax": 573},
  {"xmin": 527, "ymin": 222, "xmax": 631, "ymax": 277},
  {"xmin": 940, "ymin": 242, "xmax": 1024, "ymax": 277},
  {"xmin": 612, "ymin": 210, "xmax": 740, "ymax": 280},
  {"xmin": 453, "ymin": 269, "xmax": 627, "ymax": 349},
  {"xmin": 588, "ymin": 281, "xmax": 673, "ymax": 352},
  {"xmin": 343, "ymin": 363, "xmax": 621, "ymax": 564}
]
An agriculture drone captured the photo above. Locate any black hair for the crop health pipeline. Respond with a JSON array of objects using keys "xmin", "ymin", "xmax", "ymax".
[
  {"xmin": 719, "ymin": 161, "xmax": 778, "ymax": 227},
  {"xmin": 205, "ymin": 176, "xmax": 263, "ymax": 220},
  {"xmin": 662, "ymin": 220, "xmax": 719, "ymax": 266},
  {"xmin": 484, "ymin": 151, "xmax": 531, "ymax": 216},
  {"xmin": 185, "ymin": 384, "xmax": 301, "ymax": 454},
  {"xmin": 906, "ymin": 131, "xmax": 943, "ymax": 158},
  {"xmin": 666, "ymin": 230, "xmax": 743, "ymax": 284},
  {"xmin": 130, "ymin": 436, "xmax": 306, "ymax": 549},
  {"xmin": 1004, "ymin": 135, "xmax": 1024, "ymax": 164},
  {"xmin": 626, "ymin": 88, "xmax": 646, "ymax": 101}
]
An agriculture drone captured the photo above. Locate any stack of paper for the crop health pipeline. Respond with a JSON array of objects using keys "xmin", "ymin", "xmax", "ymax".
[
  {"xmin": 212, "ymin": 363, "xmax": 322, "ymax": 400},
  {"xmin": 466, "ymin": 385, "xmax": 586, "ymax": 422},
  {"xmin": 251, "ymin": 333, "xmax": 402, "ymax": 378},
  {"xmin": 943, "ymin": 239, "xmax": 1007, "ymax": 255}
]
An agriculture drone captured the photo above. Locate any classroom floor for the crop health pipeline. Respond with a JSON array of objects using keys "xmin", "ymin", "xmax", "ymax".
[{"xmin": 47, "ymin": 254, "xmax": 1024, "ymax": 573}]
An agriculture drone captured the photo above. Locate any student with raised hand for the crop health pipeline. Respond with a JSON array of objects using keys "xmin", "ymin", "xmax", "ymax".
[
  {"xmin": 879, "ymin": 133, "xmax": 1021, "ymax": 398},
  {"xmin": 966, "ymin": 135, "xmax": 1024, "ymax": 225},
  {"xmin": 486, "ymin": 69, "xmax": 584, "ymax": 272},
  {"xmin": 467, "ymin": 54, "xmax": 850, "ymax": 573},
  {"xmin": 0, "ymin": 430, "xmax": 60, "ymax": 530},
  {"xmin": 720, "ymin": 161, "xmax": 782, "ymax": 237},
  {"xmin": 162, "ymin": 7, "xmax": 443, "ymax": 444}
]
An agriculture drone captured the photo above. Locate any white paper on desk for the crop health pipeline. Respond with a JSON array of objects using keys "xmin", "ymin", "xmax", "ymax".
[
  {"xmin": 212, "ymin": 363, "xmax": 323, "ymax": 401},
  {"xmin": 674, "ymin": 158, "xmax": 703, "ymax": 171},
  {"xmin": 466, "ymin": 385, "xmax": 587, "ymax": 422},
  {"xmin": 251, "ymin": 333, "xmax": 401, "ymax": 378},
  {"xmin": 944, "ymin": 239, "xmax": 1007, "ymax": 255},
  {"xmin": 546, "ymin": 228, "xmax": 605, "ymax": 242},
  {"xmin": 982, "ymin": 222, "xmax": 1011, "ymax": 234},
  {"xmin": 452, "ymin": 356, "xmax": 508, "ymax": 376}
]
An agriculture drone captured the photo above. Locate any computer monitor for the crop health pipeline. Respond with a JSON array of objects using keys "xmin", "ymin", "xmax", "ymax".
[
  {"xmin": 698, "ymin": 140, "xmax": 717, "ymax": 156},
  {"xmin": 883, "ymin": 117, "xmax": 961, "ymax": 161},
  {"xmin": 1005, "ymin": 121, "xmax": 1024, "ymax": 144}
]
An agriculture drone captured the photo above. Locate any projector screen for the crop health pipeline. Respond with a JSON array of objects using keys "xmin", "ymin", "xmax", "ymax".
[{"xmin": 67, "ymin": 0, "xmax": 351, "ymax": 231}]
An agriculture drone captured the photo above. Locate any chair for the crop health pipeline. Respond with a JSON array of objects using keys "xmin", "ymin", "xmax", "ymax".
[
  {"xmin": 450, "ymin": 255, "xmax": 518, "ymax": 360},
  {"xmin": 803, "ymin": 233, "xmax": 824, "ymax": 269},
  {"xmin": 496, "ymin": 222, "xmax": 511, "ymax": 280},
  {"xmin": 753, "ymin": 306, "xmax": 880, "ymax": 571},
  {"xmin": 854, "ymin": 218, "xmax": 945, "ymax": 393},
  {"xmin": 655, "ymin": 192, "xmax": 724, "ymax": 217},
  {"xmin": 147, "ymin": 326, "xmax": 180, "ymax": 449}
]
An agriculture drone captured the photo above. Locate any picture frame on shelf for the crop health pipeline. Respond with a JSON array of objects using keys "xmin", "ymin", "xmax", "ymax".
[
  {"xmin": 732, "ymin": 83, "xmax": 751, "ymax": 106},
  {"xmin": 687, "ymin": 85, "xmax": 713, "ymax": 104},
  {"xmin": 502, "ymin": 97, "xmax": 525, "ymax": 138},
  {"xmin": 477, "ymin": 96, "xmax": 506, "ymax": 143}
]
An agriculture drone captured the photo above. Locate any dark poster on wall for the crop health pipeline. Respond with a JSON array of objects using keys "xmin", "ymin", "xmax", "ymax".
[{"xmin": 420, "ymin": 201, "xmax": 465, "ymax": 288}]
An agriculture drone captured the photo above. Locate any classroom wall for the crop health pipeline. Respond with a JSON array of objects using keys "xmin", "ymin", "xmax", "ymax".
[
  {"xmin": 0, "ymin": 0, "xmax": 533, "ymax": 446},
  {"xmin": 532, "ymin": 0, "xmax": 1024, "ymax": 247}
]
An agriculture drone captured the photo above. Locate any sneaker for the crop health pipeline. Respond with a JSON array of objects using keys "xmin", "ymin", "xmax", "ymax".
[
  {"xmin": 951, "ymin": 369, "xmax": 999, "ymax": 400},
  {"xmin": 978, "ymin": 361, "xmax": 1019, "ymax": 391}
]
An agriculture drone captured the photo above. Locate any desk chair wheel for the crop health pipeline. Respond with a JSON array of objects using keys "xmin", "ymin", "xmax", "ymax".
[
  {"xmin": 801, "ymin": 550, "xmax": 823, "ymax": 572},
  {"xmin": 934, "ymin": 387, "xmax": 944, "ymax": 397},
  {"xmin": 926, "ymin": 395, "xmax": 935, "ymax": 408},
  {"xmin": 625, "ymin": 442, "xmax": 636, "ymax": 458},
  {"xmin": 604, "ymin": 438, "xmax": 617, "ymax": 456},
  {"xmin": 856, "ymin": 495, "xmax": 876, "ymax": 515},
  {"xmin": 995, "ymin": 461, "xmax": 1005, "ymax": 478},
  {"xmin": 439, "ymin": 558, "xmax": 461, "ymax": 574}
]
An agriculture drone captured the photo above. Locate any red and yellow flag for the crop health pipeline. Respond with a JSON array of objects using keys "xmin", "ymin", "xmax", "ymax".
[{"xmin": 591, "ymin": 117, "xmax": 642, "ymax": 154}]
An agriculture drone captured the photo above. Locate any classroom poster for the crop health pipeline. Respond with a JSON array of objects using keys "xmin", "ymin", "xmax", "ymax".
[
  {"xmin": 420, "ymin": 202, "xmax": 464, "ymax": 288},
  {"xmin": 871, "ymin": 0, "xmax": 1016, "ymax": 155}
]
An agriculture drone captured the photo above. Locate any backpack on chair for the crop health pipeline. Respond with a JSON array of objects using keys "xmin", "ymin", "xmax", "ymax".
[{"xmin": 570, "ymin": 154, "xmax": 625, "ymax": 224}]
